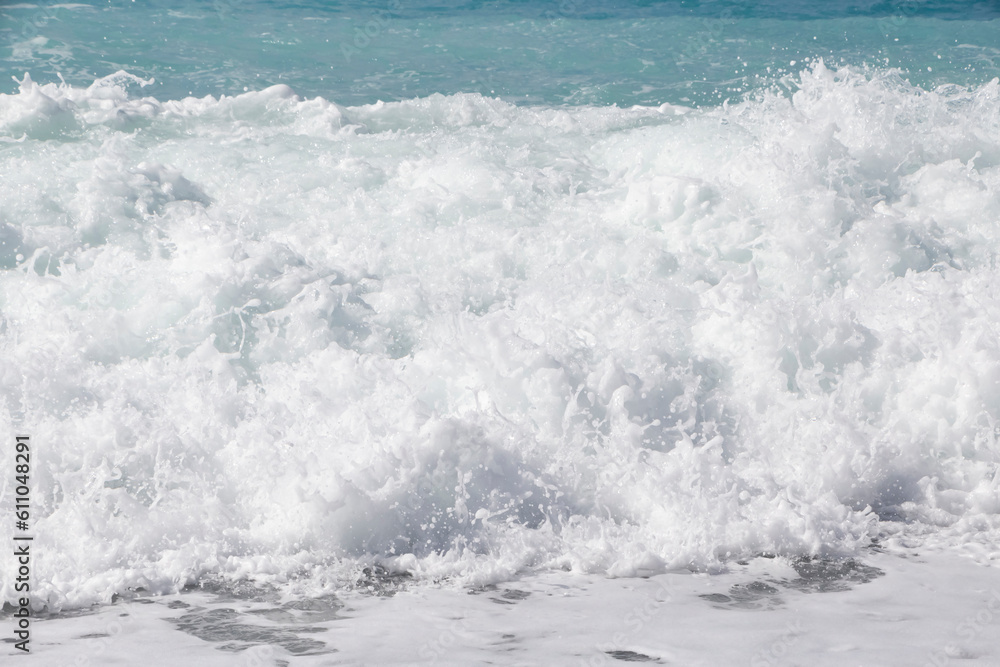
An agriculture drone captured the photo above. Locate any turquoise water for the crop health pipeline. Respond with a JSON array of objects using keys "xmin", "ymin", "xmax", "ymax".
[
  {"xmin": 4, "ymin": 1, "xmax": 1000, "ymax": 612},
  {"xmin": 3, "ymin": 1, "xmax": 1000, "ymax": 105}
]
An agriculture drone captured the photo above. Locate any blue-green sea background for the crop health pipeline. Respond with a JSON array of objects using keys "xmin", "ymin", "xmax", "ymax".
[
  {"xmin": 6, "ymin": 0, "xmax": 1000, "ymax": 611},
  {"xmin": 3, "ymin": 0, "xmax": 1000, "ymax": 106}
]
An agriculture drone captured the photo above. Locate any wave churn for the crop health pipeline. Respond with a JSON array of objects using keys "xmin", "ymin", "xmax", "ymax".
[{"xmin": 2, "ymin": 62, "xmax": 1000, "ymax": 610}]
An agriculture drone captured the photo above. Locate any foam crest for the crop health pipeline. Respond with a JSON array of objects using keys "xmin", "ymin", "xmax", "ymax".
[{"xmin": 2, "ymin": 64, "xmax": 1000, "ymax": 609}]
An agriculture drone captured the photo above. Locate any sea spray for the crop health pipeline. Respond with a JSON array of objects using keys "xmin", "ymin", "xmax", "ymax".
[{"xmin": 2, "ymin": 63, "xmax": 1000, "ymax": 609}]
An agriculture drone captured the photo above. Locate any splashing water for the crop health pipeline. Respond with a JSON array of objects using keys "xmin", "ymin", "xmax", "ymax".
[{"xmin": 2, "ymin": 59, "xmax": 1000, "ymax": 610}]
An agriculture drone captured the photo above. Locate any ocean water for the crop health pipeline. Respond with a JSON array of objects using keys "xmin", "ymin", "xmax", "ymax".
[{"xmin": 3, "ymin": 1, "xmax": 1000, "ymax": 662}]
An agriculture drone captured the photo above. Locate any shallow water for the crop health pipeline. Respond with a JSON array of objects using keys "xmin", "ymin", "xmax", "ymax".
[
  {"xmin": 3, "ymin": 1, "xmax": 1000, "ymax": 105},
  {"xmin": 2, "ymin": 0, "xmax": 1000, "ymax": 622},
  {"xmin": 8, "ymin": 551, "xmax": 1000, "ymax": 665}
]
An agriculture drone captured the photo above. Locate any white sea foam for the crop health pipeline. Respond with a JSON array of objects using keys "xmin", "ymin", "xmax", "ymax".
[{"xmin": 2, "ymin": 63, "xmax": 1000, "ymax": 610}]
